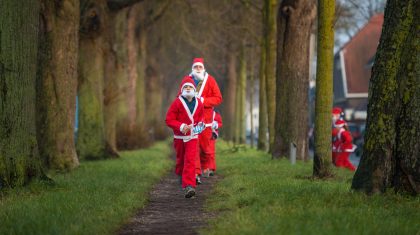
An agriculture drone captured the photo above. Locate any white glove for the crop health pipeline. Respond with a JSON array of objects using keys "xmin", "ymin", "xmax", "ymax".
[
  {"xmin": 193, "ymin": 122, "xmax": 205, "ymax": 135},
  {"xmin": 212, "ymin": 121, "xmax": 218, "ymax": 130},
  {"xmin": 200, "ymin": 97, "xmax": 204, "ymax": 103}
]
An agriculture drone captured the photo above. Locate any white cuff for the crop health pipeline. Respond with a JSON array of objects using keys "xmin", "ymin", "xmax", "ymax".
[
  {"xmin": 200, "ymin": 97, "xmax": 204, "ymax": 103},
  {"xmin": 180, "ymin": 123, "xmax": 186, "ymax": 132}
]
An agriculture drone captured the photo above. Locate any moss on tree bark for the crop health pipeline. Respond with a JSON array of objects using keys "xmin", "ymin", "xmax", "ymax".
[
  {"xmin": 352, "ymin": 0, "xmax": 419, "ymax": 195},
  {"xmin": 0, "ymin": 0, "xmax": 45, "ymax": 187}
]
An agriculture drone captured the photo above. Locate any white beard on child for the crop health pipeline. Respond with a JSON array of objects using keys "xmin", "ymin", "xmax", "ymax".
[
  {"xmin": 192, "ymin": 69, "xmax": 205, "ymax": 81},
  {"xmin": 182, "ymin": 90, "xmax": 195, "ymax": 99}
]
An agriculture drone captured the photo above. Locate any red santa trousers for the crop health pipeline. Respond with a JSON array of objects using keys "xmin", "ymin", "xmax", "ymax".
[
  {"xmin": 174, "ymin": 138, "xmax": 198, "ymax": 188},
  {"xmin": 196, "ymin": 128, "xmax": 213, "ymax": 174},
  {"xmin": 208, "ymin": 138, "xmax": 216, "ymax": 171},
  {"xmin": 335, "ymin": 152, "xmax": 356, "ymax": 171}
]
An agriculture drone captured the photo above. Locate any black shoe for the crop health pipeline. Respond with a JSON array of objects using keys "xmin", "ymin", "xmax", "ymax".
[
  {"xmin": 184, "ymin": 186, "xmax": 195, "ymax": 198},
  {"xmin": 209, "ymin": 170, "xmax": 214, "ymax": 176},
  {"xmin": 196, "ymin": 175, "xmax": 202, "ymax": 185}
]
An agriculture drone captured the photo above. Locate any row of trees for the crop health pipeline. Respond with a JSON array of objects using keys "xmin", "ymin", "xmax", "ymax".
[
  {"xmin": 1, "ymin": 0, "xmax": 418, "ymax": 194},
  {"xmin": 0, "ymin": 0, "xmax": 170, "ymax": 188}
]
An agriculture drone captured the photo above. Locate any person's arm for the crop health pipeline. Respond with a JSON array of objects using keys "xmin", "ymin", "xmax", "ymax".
[
  {"xmin": 165, "ymin": 100, "xmax": 184, "ymax": 132},
  {"xmin": 215, "ymin": 112, "xmax": 223, "ymax": 128},
  {"xmin": 202, "ymin": 78, "xmax": 222, "ymax": 108}
]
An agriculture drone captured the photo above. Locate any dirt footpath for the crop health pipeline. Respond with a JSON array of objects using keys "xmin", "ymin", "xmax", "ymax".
[{"xmin": 118, "ymin": 171, "xmax": 219, "ymax": 235}]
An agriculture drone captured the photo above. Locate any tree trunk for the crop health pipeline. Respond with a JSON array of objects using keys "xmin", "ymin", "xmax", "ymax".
[
  {"xmin": 0, "ymin": 0, "xmax": 44, "ymax": 187},
  {"xmin": 36, "ymin": 0, "xmax": 80, "ymax": 171},
  {"xmin": 77, "ymin": 0, "xmax": 114, "ymax": 159},
  {"xmin": 249, "ymin": 56, "xmax": 255, "ymax": 148},
  {"xmin": 223, "ymin": 49, "xmax": 238, "ymax": 141},
  {"xmin": 145, "ymin": 60, "xmax": 165, "ymax": 140},
  {"xmin": 273, "ymin": 0, "xmax": 316, "ymax": 160},
  {"xmin": 352, "ymin": 0, "xmax": 419, "ymax": 195},
  {"xmin": 131, "ymin": 4, "xmax": 149, "ymax": 147},
  {"xmin": 264, "ymin": 0, "xmax": 278, "ymax": 153},
  {"xmin": 258, "ymin": 40, "xmax": 268, "ymax": 151},
  {"xmin": 313, "ymin": 0, "xmax": 334, "ymax": 177},
  {"xmin": 103, "ymin": 10, "xmax": 122, "ymax": 156},
  {"xmin": 238, "ymin": 44, "xmax": 247, "ymax": 144}
]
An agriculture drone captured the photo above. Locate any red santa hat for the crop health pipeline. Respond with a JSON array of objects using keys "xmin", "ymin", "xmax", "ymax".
[
  {"xmin": 334, "ymin": 119, "xmax": 347, "ymax": 128},
  {"xmin": 332, "ymin": 107, "xmax": 343, "ymax": 115},
  {"xmin": 192, "ymin": 58, "xmax": 205, "ymax": 69},
  {"xmin": 179, "ymin": 77, "xmax": 196, "ymax": 93}
]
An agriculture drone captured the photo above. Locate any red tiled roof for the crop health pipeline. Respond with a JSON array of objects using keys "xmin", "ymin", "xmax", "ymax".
[{"xmin": 341, "ymin": 14, "xmax": 384, "ymax": 95}]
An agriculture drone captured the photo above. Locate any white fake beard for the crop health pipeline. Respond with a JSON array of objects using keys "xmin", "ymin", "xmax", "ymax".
[
  {"xmin": 182, "ymin": 90, "xmax": 195, "ymax": 99},
  {"xmin": 192, "ymin": 69, "xmax": 206, "ymax": 81}
]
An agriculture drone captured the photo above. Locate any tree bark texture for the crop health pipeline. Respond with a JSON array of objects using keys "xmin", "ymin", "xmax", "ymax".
[
  {"xmin": 352, "ymin": 0, "xmax": 419, "ymax": 195},
  {"xmin": 264, "ymin": 0, "xmax": 278, "ymax": 153},
  {"xmin": 77, "ymin": 0, "xmax": 111, "ymax": 159},
  {"xmin": 273, "ymin": 0, "xmax": 316, "ymax": 160},
  {"xmin": 0, "ymin": 0, "xmax": 44, "ymax": 187},
  {"xmin": 36, "ymin": 0, "xmax": 80, "ymax": 171},
  {"xmin": 235, "ymin": 44, "xmax": 247, "ymax": 144},
  {"xmin": 258, "ymin": 40, "xmax": 268, "ymax": 150},
  {"xmin": 313, "ymin": 0, "xmax": 335, "ymax": 177},
  {"xmin": 223, "ymin": 49, "xmax": 238, "ymax": 141}
]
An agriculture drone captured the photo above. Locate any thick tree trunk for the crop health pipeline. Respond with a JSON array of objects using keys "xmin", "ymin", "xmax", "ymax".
[
  {"xmin": 145, "ymin": 59, "xmax": 165, "ymax": 140},
  {"xmin": 234, "ymin": 45, "xmax": 247, "ymax": 144},
  {"xmin": 0, "ymin": 0, "xmax": 44, "ymax": 187},
  {"xmin": 352, "ymin": 0, "xmax": 419, "ymax": 195},
  {"xmin": 36, "ymin": 0, "xmax": 80, "ymax": 170},
  {"xmin": 264, "ymin": 0, "xmax": 278, "ymax": 153},
  {"xmin": 313, "ymin": 0, "xmax": 334, "ymax": 177},
  {"xmin": 258, "ymin": 41, "xmax": 268, "ymax": 151},
  {"xmin": 273, "ymin": 0, "xmax": 316, "ymax": 160},
  {"xmin": 77, "ymin": 0, "xmax": 115, "ymax": 159},
  {"xmin": 223, "ymin": 50, "xmax": 238, "ymax": 141},
  {"xmin": 135, "ymin": 26, "xmax": 148, "ymax": 144}
]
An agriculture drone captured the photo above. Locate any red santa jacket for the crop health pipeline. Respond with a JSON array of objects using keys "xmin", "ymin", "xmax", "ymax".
[
  {"xmin": 214, "ymin": 111, "xmax": 223, "ymax": 128},
  {"xmin": 337, "ymin": 129, "xmax": 356, "ymax": 152},
  {"xmin": 165, "ymin": 96, "xmax": 204, "ymax": 142},
  {"xmin": 181, "ymin": 73, "xmax": 223, "ymax": 125}
]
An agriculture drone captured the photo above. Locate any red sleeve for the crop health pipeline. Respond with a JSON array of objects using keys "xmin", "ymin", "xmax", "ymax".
[
  {"xmin": 342, "ymin": 131, "xmax": 353, "ymax": 145},
  {"xmin": 165, "ymin": 99, "xmax": 183, "ymax": 131},
  {"xmin": 203, "ymin": 77, "xmax": 222, "ymax": 108},
  {"xmin": 196, "ymin": 101, "xmax": 205, "ymax": 124},
  {"xmin": 215, "ymin": 112, "xmax": 223, "ymax": 128}
]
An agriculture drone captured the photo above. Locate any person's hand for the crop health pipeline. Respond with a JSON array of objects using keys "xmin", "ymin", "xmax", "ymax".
[
  {"xmin": 212, "ymin": 121, "xmax": 218, "ymax": 130},
  {"xmin": 182, "ymin": 125, "xmax": 192, "ymax": 134}
]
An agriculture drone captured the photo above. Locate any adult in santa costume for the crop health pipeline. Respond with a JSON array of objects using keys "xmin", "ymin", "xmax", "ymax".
[
  {"xmin": 180, "ymin": 58, "xmax": 223, "ymax": 180},
  {"xmin": 333, "ymin": 120, "xmax": 356, "ymax": 171},
  {"xmin": 166, "ymin": 78, "xmax": 204, "ymax": 198},
  {"xmin": 332, "ymin": 107, "xmax": 344, "ymax": 164},
  {"xmin": 207, "ymin": 110, "xmax": 223, "ymax": 176}
]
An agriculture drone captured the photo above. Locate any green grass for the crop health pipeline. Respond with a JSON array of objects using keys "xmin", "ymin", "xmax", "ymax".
[
  {"xmin": 202, "ymin": 141, "xmax": 420, "ymax": 235},
  {"xmin": 0, "ymin": 141, "xmax": 172, "ymax": 235}
]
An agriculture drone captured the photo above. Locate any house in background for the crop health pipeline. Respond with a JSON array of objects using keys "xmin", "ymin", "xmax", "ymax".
[{"xmin": 333, "ymin": 14, "xmax": 384, "ymax": 123}]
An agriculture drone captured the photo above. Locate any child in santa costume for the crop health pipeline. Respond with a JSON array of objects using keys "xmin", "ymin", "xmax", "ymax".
[
  {"xmin": 332, "ymin": 107, "xmax": 344, "ymax": 164},
  {"xmin": 207, "ymin": 110, "xmax": 223, "ymax": 177},
  {"xmin": 334, "ymin": 120, "xmax": 356, "ymax": 171},
  {"xmin": 166, "ymin": 78, "xmax": 205, "ymax": 198},
  {"xmin": 181, "ymin": 58, "xmax": 223, "ymax": 180}
]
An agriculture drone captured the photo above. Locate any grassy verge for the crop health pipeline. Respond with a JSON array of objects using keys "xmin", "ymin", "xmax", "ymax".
[
  {"xmin": 203, "ymin": 141, "xmax": 420, "ymax": 235},
  {"xmin": 0, "ymin": 141, "xmax": 172, "ymax": 235}
]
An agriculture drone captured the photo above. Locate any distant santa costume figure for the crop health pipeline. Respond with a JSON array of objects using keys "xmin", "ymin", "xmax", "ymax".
[
  {"xmin": 181, "ymin": 58, "xmax": 223, "ymax": 179},
  {"xmin": 332, "ymin": 107, "xmax": 344, "ymax": 164},
  {"xmin": 334, "ymin": 120, "xmax": 356, "ymax": 171},
  {"xmin": 166, "ymin": 78, "xmax": 204, "ymax": 198},
  {"xmin": 207, "ymin": 110, "xmax": 223, "ymax": 176}
]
